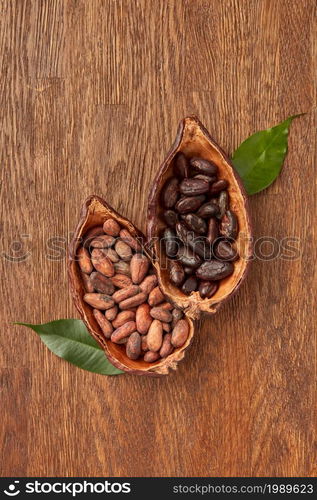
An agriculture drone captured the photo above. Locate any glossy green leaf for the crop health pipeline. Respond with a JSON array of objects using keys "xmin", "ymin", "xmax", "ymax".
[
  {"xmin": 17, "ymin": 319, "xmax": 123, "ymax": 375},
  {"xmin": 232, "ymin": 115, "xmax": 302, "ymax": 195}
]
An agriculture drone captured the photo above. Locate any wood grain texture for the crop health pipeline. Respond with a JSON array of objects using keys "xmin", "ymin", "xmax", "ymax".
[{"xmin": 0, "ymin": 0, "xmax": 316, "ymax": 477}]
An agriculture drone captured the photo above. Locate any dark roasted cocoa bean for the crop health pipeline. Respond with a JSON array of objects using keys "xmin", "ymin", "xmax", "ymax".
[
  {"xmin": 220, "ymin": 210, "xmax": 239, "ymax": 239},
  {"xmin": 163, "ymin": 210, "xmax": 178, "ymax": 227},
  {"xmin": 163, "ymin": 228, "xmax": 179, "ymax": 258},
  {"xmin": 181, "ymin": 213, "xmax": 207, "ymax": 235},
  {"xmin": 206, "ymin": 218, "xmax": 219, "ymax": 244},
  {"xmin": 89, "ymin": 272, "xmax": 115, "ymax": 295},
  {"xmin": 214, "ymin": 240, "xmax": 238, "ymax": 261},
  {"xmin": 177, "ymin": 246, "xmax": 202, "ymax": 268},
  {"xmin": 198, "ymin": 280, "xmax": 218, "ymax": 299},
  {"xmin": 217, "ymin": 190, "xmax": 229, "ymax": 218},
  {"xmin": 189, "ymin": 157, "xmax": 218, "ymax": 176},
  {"xmin": 181, "ymin": 276, "xmax": 198, "ymax": 295},
  {"xmin": 173, "ymin": 152, "xmax": 189, "ymax": 178},
  {"xmin": 184, "ymin": 266, "xmax": 194, "ymax": 275},
  {"xmin": 175, "ymin": 195, "xmax": 205, "ymax": 214},
  {"xmin": 169, "ymin": 260, "xmax": 185, "ymax": 286},
  {"xmin": 176, "ymin": 222, "xmax": 212, "ymax": 259},
  {"xmin": 196, "ymin": 260, "xmax": 234, "ymax": 280},
  {"xmin": 161, "ymin": 177, "xmax": 179, "ymax": 208},
  {"xmin": 180, "ymin": 178, "xmax": 209, "ymax": 196},
  {"xmin": 196, "ymin": 201, "xmax": 219, "ymax": 218},
  {"xmin": 210, "ymin": 179, "xmax": 229, "ymax": 195},
  {"xmin": 126, "ymin": 332, "xmax": 141, "ymax": 360},
  {"xmin": 194, "ymin": 174, "xmax": 217, "ymax": 183}
]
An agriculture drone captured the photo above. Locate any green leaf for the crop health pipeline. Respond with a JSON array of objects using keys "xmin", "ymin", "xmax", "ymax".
[
  {"xmin": 16, "ymin": 319, "xmax": 123, "ymax": 375},
  {"xmin": 232, "ymin": 115, "xmax": 302, "ymax": 195}
]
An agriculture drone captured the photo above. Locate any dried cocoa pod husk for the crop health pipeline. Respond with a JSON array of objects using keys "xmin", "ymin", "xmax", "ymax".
[
  {"xmin": 69, "ymin": 196, "xmax": 193, "ymax": 376},
  {"xmin": 147, "ymin": 116, "xmax": 252, "ymax": 319}
]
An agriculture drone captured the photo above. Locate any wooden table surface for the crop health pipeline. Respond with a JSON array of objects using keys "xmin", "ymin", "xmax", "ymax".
[{"xmin": 1, "ymin": 0, "xmax": 316, "ymax": 478}]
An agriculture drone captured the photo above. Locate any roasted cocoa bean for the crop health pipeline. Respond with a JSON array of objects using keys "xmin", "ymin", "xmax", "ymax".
[
  {"xmin": 150, "ymin": 307, "xmax": 173, "ymax": 323},
  {"xmin": 119, "ymin": 229, "xmax": 143, "ymax": 252},
  {"xmin": 163, "ymin": 209, "xmax": 178, "ymax": 227},
  {"xmin": 89, "ymin": 272, "xmax": 115, "ymax": 295},
  {"xmin": 220, "ymin": 210, "xmax": 238, "ymax": 240},
  {"xmin": 112, "ymin": 310, "xmax": 136, "ymax": 329},
  {"xmin": 111, "ymin": 321, "xmax": 136, "ymax": 343},
  {"xmin": 206, "ymin": 218, "xmax": 219, "ymax": 244},
  {"xmin": 180, "ymin": 178, "xmax": 209, "ymax": 196},
  {"xmin": 196, "ymin": 201, "xmax": 219, "ymax": 218},
  {"xmin": 171, "ymin": 319, "xmax": 189, "ymax": 348},
  {"xmin": 160, "ymin": 333, "xmax": 174, "ymax": 358},
  {"xmin": 114, "ymin": 261, "xmax": 131, "ymax": 276},
  {"xmin": 181, "ymin": 276, "xmax": 198, "ymax": 295},
  {"xmin": 217, "ymin": 190, "xmax": 229, "ymax": 218},
  {"xmin": 103, "ymin": 218, "xmax": 121, "ymax": 236},
  {"xmin": 184, "ymin": 266, "xmax": 194, "ymax": 275},
  {"xmin": 176, "ymin": 222, "xmax": 212, "ymax": 259},
  {"xmin": 126, "ymin": 332, "xmax": 141, "ymax": 360},
  {"xmin": 169, "ymin": 260, "xmax": 185, "ymax": 286},
  {"xmin": 148, "ymin": 286, "xmax": 165, "ymax": 306},
  {"xmin": 139, "ymin": 275, "xmax": 158, "ymax": 295},
  {"xmin": 163, "ymin": 228, "xmax": 179, "ymax": 258},
  {"xmin": 115, "ymin": 240, "xmax": 132, "ymax": 261},
  {"xmin": 177, "ymin": 246, "xmax": 201, "ymax": 268},
  {"xmin": 136, "ymin": 303, "xmax": 152, "ymax": 334},
  {"xmin": 173, "ymin": 152, "xmax": 189, "ymax": 178},
  {"xmin": 194, "ymin": 174, "xmax": 217, "ymax": 183},
  {"xmin": 130, "ymin": 253, "xmax": 150, "ymax": 284},
  {"xmin": 119, "ymin": 292, "xmax": 148, "ymax": 310},
  {"xmin": 91, "ymin": 249, "xmax": 115, "ymax": 277},
  {"xmin": 147, "ymin": 319, "xmax": 163, "ymax": 352},
  {"xmin": 90, "ymin": 234, "xmax": 116, "ymax": 248},
  {"xmin": 198, "ymin": 280, "xmax": 218, "ymax": 299},
  {"xmin": 83, "ymin": 293, "xmax": 114, "ymax": 310},
  {"xmin": 214, "ymin": 240, "xmax": 238, "ymax": 261},
  {"xmin": 181, "ymin": 213, "xmax": 207, "ymax": 235},
  {"xmin": 189, "ymin": 157, "xmax": 218, "ymax": 176},
  {"xmin": 161, "ymin": 177, "xmax": 179, "ymax": 208},
  {"xmin": 77, "ymin": 246, "xmax": 93, "ymax": 274},
  {"xmin": 93, "ymin": 309, "xmax": 113, "ymax": 338},
  {"xmin": 144, "ymin": 351, "xmax": 160, "ymax": 363},
  {"xmin": 210, "ymin": 179, "xmax": 228, "ymax": 194},
  {"xmin": 196, "ymin": 260, "xmax": 234, "ymax": 280},
  {"xmin": 175, "ymin": 195, "xmax": 205, "ymax": 214},
  {"xmin": 111, "ymin": 273, "xmax": 133, "ymax": 288},
  {"xmin": 105, "ymin": 305, "xmax": 118, "ymax": 321},
  {"xmin": 112, "ymin": 285, "xmax": 140, "ymax": 303}
]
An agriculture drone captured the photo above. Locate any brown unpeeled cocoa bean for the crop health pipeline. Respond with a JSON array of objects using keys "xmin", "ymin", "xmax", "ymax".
[
  {"xmin": 103, "ymin": 218, "xmax": 121, "ymax": 236},
  {"xmin": 112, "ymin": 285, "xmax": 140, "ymax": 303},
  {"xmin": 130, "ymin": 253, "xmax": 150, "ymax": 284},
  {"xmin": 81, "ymin": 272, "xmax": 94, "ymax": 292},
  {"xmin": 89, "ymin": 272, "xmax": 115, "ymax": 295},
  {"xmin": 160, "ymin": 302, "xmax": 174, "ymax": 310},
  {"xmin": 119, "ymin": 292, "xmax": 148, "ymax": 310},
  {"xmin": 171, "ymin": 308, "xmax": 184, "ymax": 327},
  {"xmin": 162, "ymin": 322, "xmax": 171, "ymax": 332},
  {"xmin": 83, "ymin": 226, "xmax": 104, "ymax": 248},
  {"xmin": 119, "ymin": 229, "xmax": 142, "ymax": 252},
  {"xmin": 103, "ymin": 248, "xmax": 120, "ymax": 262},
  {"xmin": 112, "ymin": 310, "xmax": 136, "ymax": 329},
  {"xmin": 77, "ymin": 247, "xmax": 93, "ymax": 274},
  {"xmin": 160, "ymin": 333, "xmax": 174, "ymax": 357},
  {"xmin": 126, "ymin": 332, "xmax": 141, "ymax": 360},
  {"xmin": 105, "ymin": 305, "xmax": 118, "ymax": 321},
  {"xmin": 147, "ymin": 319, "xmax": 163, "ymax": 352},
  {"xmin": 139, "ymin": 275, "xmax": 158, "ymax": 294},
  {"xmin": 115, "ymin": 240, "xmax": 132, "ymax": 261},
  {"xmin": 150, "ymin": 307, "xmax": 173, "ymax": 323},
  {"xmin": 93, "ymin": 309, "xmax": 113, "ymax": 338},
  {"xmin": 141, "ymin": 335, "xmax": 149, "ymax": 352},
  {"xmin": 83, "ymin": 293, "xmax": 114, "ymax": 310},
  {"xmin": 171, "ymin": 319, "xmax": 189, "ymax": 348},
  {"xmin": 91, "ymin": 249, "xmax": 115, "ymax": 277},
  {"xmin": 148, "ymin": 286, "xmax": 164, "ymax": 306},
  {"xmin": 90, "ymin": 235, "xmax": 116, "ymax": 248},
  {"xmin": 114, "ymin": 261, "xmax": 131, "ymax": 276},
  {"xmin": 144, "ymin": 351, "xmax": 160, "ymax": 362},
  {"xmin": 111, "ymin": 321, "xmax": 136, "ymax": 343},
  {"xmin": 111, "ymin": 273, "xmax": 132, "ymax": 289},
  {"xmin": 136, "ymin": 303, "xmax": 153, "ymax": 335}
]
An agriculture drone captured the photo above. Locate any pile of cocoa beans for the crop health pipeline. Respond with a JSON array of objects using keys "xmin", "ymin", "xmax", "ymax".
[
  {"xmin": 77, "ymin": 219, "xmax": 189, "ymax": 362},
  {"xmin": 160, "ymin": 152, "xmax": 239, "ymax": 298}
]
